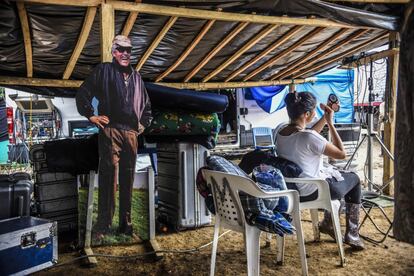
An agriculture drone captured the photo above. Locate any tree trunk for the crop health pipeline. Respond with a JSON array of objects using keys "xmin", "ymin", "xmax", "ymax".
[{"xmin": 394, "ymin": 3, "xmax": 414, "ymax": 245}]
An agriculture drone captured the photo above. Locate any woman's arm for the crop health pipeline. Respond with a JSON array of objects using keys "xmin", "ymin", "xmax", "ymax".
[
  {"xmin": 311, "ymin": 116, "xmax": 326, "ymax": 133},
  {"xmin": 321, "ymin": 103, "xmax": 346, "ymax": 160}
]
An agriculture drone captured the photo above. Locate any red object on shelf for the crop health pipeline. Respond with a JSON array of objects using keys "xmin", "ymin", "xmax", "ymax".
[{"xmin": 6, "ymin": 106, "xmax": 14, "ymax": 144}]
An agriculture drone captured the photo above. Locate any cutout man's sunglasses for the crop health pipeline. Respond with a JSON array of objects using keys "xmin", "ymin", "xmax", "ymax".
[{"xmin": 116, "ymin": 47, "xmax": 132, "ymax": 54}]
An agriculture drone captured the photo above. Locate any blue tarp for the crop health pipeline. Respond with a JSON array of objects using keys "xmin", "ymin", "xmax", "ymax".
[{"xmin": 246, "ymin": 68, "xmax": 354, "ymax": 123}]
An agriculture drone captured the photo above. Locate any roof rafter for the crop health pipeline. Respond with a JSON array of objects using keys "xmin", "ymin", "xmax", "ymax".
[
  {"xmin": 243, "ymin": 27, "xmax": 325, "ymax": 81},
  {"xmin": 340, "ymin": 48, "xmax": 399, "ymax": 68},
  {"xmin": 63, "ymin": 6, "xmax": 97, "ymax": 79},
  {"xmin": 271, "ymin": 29, "xmax": 369, "ymax": 80},
  {"xmin": 271, "ymin": 28, "xmax": 349, "ymax": 80},
  {"xmin": 121, "ymin": 0, "xmax": 142, "ymax": 36},
  {"xmin": 17, "ymin": 2, "xmax": 33, "ymax": 78},
  {"xmin": 136, "ymin": 16, "xmax": 178, "ymax": 71},
  {"xmin": 109, "ymin": 2, "xmax": 362, "ymax": 29},
  {"xmin": 202, "ymin": 24, "xmax": 279, "ymax": 83},
  {"xmin": 155, "ymin": 19, "xmax": 215, "ymax": 82},
  {"xmin": 184, "ymin": 21, "xmax": 249, "ymax": 82},
  {"xmin": 294, "ymin": 32, "xmax": 389, "ymax": 78},
  {"xmin": 224, "ymin": 25, "xmax": 304, "ymax": 82}
]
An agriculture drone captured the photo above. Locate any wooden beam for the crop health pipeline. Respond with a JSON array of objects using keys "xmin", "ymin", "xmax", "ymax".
[
  {"xmin": 270, "ymin": 28, "xmax": 348, "ymax": 80},
  {"xmin": 100, "ymin": 3, "xmax": 115, "ymax": 62},
  {"xmin": 63, "ymin": 7, "xmax": 97, "ymax": 79},
  {"xmin": 294, "ymin": 32, "xmax": 389, "ymax": 78},
  {"xmin": 325, "ymin": 0, "xmax": 409, "ymax": 3},
  {"xmin": 155, "ymin": 19, "xmax": 215, "ymax": 82},
  {"xmin": 121, "ymin": 0, "xmax": 142, "ymax": 37},
  {"xmin": 17, "ymin": 2, "xmax": 33, "ymax": 78},
  {"xmin": 159, "ymin": 78, "xmax": 315, "ymax": 90},
  {"xmin": 22, "ymin": 0, "xmax": 102, "ymax": 6},
  {"xmin": 225, "ymin": 25, "xmax": 304, "ymax": 82},
  {"xmin": 243, "ymin": 27, "xmax": 325, "ymax": 81},
  {"xmin": 0, "ymin": 75, "xmax": 315, "ymax": 89},
  {"xmin": 202, "ymin": 24, "xmax": 279, "ymax": 82},
  {"xmin": 184, "ymin": 21, "xmax": 249, "ymax": 82},
  {"xmin": 110, "ymin": 2, "xmax": 362, "ymax": 29},
  {"xmin": 339, "ymin": 48, "xmax": 399, "ymax": 68},
  {"xmin": 0, "ymin": 76, "xmax": 82, "ymax": 87},
  {"xmin": 383, "ymin": 32, "xmax": 399, "ymax": 195},
  {"xmin": 274, "ymin": 29, "xmax": 369, "ymax": 80},
  {"xmin": 121, "ymin": 12, "xmax": 139, "ymax": 37},
  {"xmin": 136, "ymin": 16, "xmax": 178, "ymax": 71}
]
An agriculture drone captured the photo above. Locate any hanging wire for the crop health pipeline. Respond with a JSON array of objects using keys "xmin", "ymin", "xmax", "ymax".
[{"xmin": 46, "ymin": 230, "xmax": 233, "ymax": 270}]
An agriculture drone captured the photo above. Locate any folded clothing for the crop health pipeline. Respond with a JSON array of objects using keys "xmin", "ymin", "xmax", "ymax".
[
  {"xmin": 252, "ymin": 165, "xmax": 289, "ymax": 213},
  {"xmin": 199, "ymin": 155, "xmax": 295, "ymax": 236},
  {"xmin": 238, "ymin": 150, "xmax": 303, "ymax": 177}
]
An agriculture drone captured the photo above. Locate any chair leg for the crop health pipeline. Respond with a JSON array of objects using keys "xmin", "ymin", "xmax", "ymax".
[
  {"xmin": 265, "ymin": 233, "xmax": 272, "ymax": 247},
  {"xmin": 330, "ymin": 203, "xmax": 346, "ymax": 267},
  {"xmin": 276, "ymin": 235, "xmax": 285, "ymax": 265},
  {"xmin": 293, "ymin": 209, "xmax": 308, "ymax": 276},
  {"xmin": 310, "ymin": 209, "xmax": 320, "ymax": 242},
  {"xmin": 245, "ymin": 225, "xmax": 261, "ymax": 276},
  {"xmin": 210, "ymin": 217, "xmax": 221, "ymax": 276}
]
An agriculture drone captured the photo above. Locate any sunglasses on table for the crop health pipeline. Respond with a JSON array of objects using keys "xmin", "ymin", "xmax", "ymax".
[{"xmin": 116, "ymin": 47, "xmax": 132, "ymax": 54}]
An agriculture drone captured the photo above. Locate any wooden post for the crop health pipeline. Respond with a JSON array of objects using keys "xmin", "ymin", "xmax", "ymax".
[
  {"xmin": 81, "ymin": 171, "xmax": 98, "ymax": 267},
  {"xmin": 101, "ymin": 3, "xmax": 115, "ymax": 63},
  {"xmin": 383, "ymin": 32, "xmax": 399, "ymax": 195}
]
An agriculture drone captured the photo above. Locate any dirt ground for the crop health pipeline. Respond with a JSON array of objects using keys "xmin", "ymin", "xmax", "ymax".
[{"xmin": 39, "ymin": 139, "xmax": 414, "ymax": 276}]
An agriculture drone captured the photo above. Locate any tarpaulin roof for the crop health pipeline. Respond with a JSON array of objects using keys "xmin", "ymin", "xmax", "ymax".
[{"xmin": 0, "ymin": 0, "xmax": 405, "ymax": 97}]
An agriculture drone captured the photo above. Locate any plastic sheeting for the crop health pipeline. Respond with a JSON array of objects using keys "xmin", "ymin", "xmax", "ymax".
[
  {"xmin": 296, "ymin": 68, "xmax": 354, "ymax": 123},
  {"xmin": 247, "ymin": 85, "xmax": 289, "ymax": 114},
  {"xmin": 247, "ymin": 68, "xmax": 354, "ymax": 123},
  {"xmin": 0, "ymin": 1, "xmax": 403, "ymax": 97}
]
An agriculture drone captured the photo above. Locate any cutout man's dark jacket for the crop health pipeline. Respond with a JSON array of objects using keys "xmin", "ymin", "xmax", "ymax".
[{"xmin": 76, "ymin": 61, "xmax": 152, "ymax": 131}]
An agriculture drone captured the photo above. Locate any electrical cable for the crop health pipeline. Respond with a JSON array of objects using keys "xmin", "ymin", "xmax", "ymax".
[{"xmin": 46, "ymin": 230, "xmax": 233, "ymax": 270}]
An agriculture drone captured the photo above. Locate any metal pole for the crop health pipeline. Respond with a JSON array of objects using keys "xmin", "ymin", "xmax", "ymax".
[{"xmin": 367, "ymin": 59, "xmax": 375, "ymax": 190}]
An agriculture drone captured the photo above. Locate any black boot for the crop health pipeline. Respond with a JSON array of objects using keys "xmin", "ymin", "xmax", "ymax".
[
  {"xmin": 344, "ymin": 203, "xmax": 365, "ymax": 250},
  {"xmin": 319, "ymin": 210, "xmax": 337, "ymax": 241}
]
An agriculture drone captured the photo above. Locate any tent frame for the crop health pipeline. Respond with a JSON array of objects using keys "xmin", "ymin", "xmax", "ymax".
[{"xmin": 1, "ymin": 0, "xmax": 398, "ymax": 90}]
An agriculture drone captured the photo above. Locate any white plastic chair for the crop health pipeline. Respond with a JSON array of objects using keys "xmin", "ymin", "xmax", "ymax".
[
  {"xmin": 285, "ymin": 178, "xmax": 345, "ymax": 267},
  {"xmin": 252, "ymin": 127, "xmax": 275, "ymax": 151},
  {"xmin": 202, "ymin": 169, "xmax": 308, "ymax": 276}
]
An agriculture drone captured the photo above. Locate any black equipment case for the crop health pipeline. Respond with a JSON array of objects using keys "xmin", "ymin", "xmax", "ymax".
[{"xmin": 0, "ymin": 173, "xmax": 33, "ymax": 220}]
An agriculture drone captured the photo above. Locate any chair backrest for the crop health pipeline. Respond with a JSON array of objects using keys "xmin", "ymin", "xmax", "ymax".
[
  {"xmin": 252, "ymin": 127, "xmax": 275, "ymax": 149},
  {"xmin": 203, "ymin": 169, "xmax": 279, "ymax": 232},
  {"xmin": 202, "ymin": 170, "xmax": 246, "ymax": 232}
]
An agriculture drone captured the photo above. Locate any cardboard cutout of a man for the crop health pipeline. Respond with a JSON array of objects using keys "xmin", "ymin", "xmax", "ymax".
[{"xmin": 76, "ymin": 35, "xmax": 152, "ymax": 236}]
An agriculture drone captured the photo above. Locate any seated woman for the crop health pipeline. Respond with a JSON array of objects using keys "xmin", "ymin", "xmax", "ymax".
[{"xmin": 275, "ymin": 91, "xmax": 364, "ymax": 250}]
